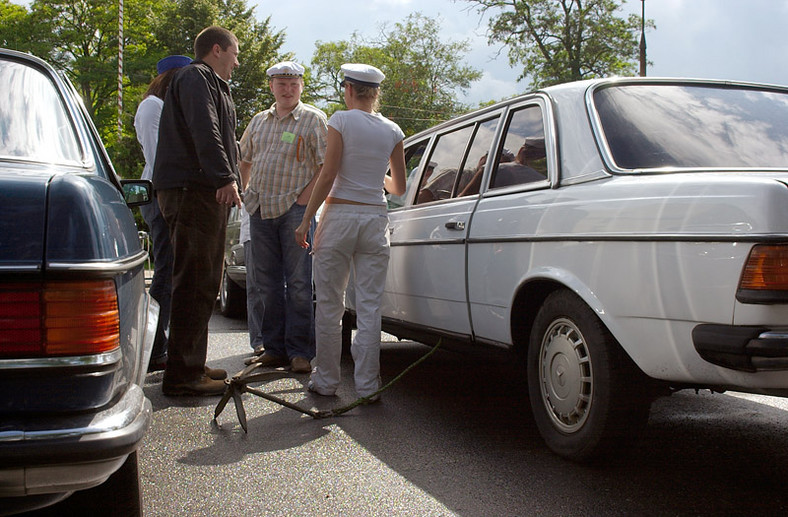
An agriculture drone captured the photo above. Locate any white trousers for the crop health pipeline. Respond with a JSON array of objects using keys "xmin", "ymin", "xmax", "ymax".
[{"xmin": 310, "ymin": 204, "xmax": 390, "ymax": 397}]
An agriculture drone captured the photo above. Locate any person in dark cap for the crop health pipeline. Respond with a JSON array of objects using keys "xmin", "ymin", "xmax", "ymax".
[
  {"xmin": 492, "ymin": 136, "xmax": 547, "ymax": 188},
  {"xmin": 295, "ymin": 63, "xmax": 407, "ymax": 403},
  {"xmin": 133, "ymin": 54, "xmax": 191, "ymax": 372},
  {"xmin": 239, "ymin": 61, "xmax": 327, "ymax": 373},
  {"xmin": 152, "ymin": 26, "xmax": 242, "ymax": 396}
]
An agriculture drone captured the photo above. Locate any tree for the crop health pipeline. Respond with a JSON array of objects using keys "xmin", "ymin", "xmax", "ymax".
[
  {"xmin": 311, "ymin": 13, "xmax": 482, "ymax": 136},
  {"xmin": 0, "ymin": 0, "xmax": 32, "ymax": 50},
  {"xmin": 465, "ymin": 0, "xmax": 651, "ymax": 88},
  {"xmin": 154, "ymin": 0, "xmax": 290, "ymax": 135},
  {"xmin": 22, "ymin": 0, "xmax": 123, "ymax": 132},
  {"xmin": 379, "ymin": 13, "xmax": 482, "ymax": 135},
  {"xmin": 3, "ymin": 0, "xmax": 288, "ymax": 178},
  {"xmin": 310, "ymin": 36, "xmax": 386, "ymax": 115}
]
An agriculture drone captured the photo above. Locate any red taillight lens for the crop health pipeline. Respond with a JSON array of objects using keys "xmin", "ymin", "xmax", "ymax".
[
  {"xmin": 0, "ymin": 280, "xmax": 120, "ymax": 358},
  {"xmin": 0, "ymin": 286, "xmax": 42, "ymax": 355},
  {"xmin": 739, "ymin": 245, "xmax": 788, "ymax": 291}
]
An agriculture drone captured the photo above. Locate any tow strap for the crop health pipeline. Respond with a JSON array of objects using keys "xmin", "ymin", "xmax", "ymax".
[{"xmin": 213, "ymin": 341, "xmax": 441, "ymax": 432}]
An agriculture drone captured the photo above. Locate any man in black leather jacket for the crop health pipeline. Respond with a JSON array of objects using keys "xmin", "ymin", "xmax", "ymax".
[{"xmin": 153, "ymin": 25, "xmax": 242, "ymax": 396}]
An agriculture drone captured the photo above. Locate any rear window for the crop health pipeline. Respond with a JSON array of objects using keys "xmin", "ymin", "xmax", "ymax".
[
  {"xmin": 0, "ymin": 59, "xmax": 82, "ymax": 165},
  {"xmin": 593, "ymin": 84, "xmax": 788, "ymax": 170}
]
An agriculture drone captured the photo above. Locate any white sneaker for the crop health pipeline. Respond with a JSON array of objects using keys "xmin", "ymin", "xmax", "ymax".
[{"xmin": 307, "ymin": 380, "xmax": 336, "ymax": 397}]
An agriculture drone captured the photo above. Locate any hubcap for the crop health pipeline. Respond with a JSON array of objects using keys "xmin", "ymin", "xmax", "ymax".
[{"xmin": 539, "ymin": 318, "xmax": 593, "ymax": 433}]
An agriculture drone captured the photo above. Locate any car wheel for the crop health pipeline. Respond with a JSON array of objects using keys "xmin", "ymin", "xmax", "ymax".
[
  {"xmin": 219, "ymin": 267, "xmax": 245, "ymax": 319},
  {"xmin": 527, "ymin": 290, "xmax": 651, "ymax": 463}
]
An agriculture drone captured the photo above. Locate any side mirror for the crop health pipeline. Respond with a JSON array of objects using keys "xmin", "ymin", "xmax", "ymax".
[{"xmin": 121, "ymin": 179, "xmax": 153, "ymax": 207}]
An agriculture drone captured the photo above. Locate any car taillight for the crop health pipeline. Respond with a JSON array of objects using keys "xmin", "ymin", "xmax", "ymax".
[
  {"xmin": 737, "ymin": 244, "xmax": 788, "ymax": 304},
  {"xmin": 0, "ymin": 280, "xmax": 120, "ymax": 357}
]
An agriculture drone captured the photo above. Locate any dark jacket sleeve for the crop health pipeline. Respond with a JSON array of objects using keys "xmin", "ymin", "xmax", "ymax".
[{"xmin": 177, "ymin": 67, "xmax": 237, "ymax": 189}]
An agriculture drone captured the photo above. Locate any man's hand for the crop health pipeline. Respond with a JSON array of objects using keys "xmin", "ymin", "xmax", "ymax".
[{"xmin": 216, "ymin": 182, "xmax": 242, "ymax": 207}]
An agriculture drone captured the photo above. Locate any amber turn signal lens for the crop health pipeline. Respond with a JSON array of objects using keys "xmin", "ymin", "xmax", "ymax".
[{"xmin": 739, "ymin": 245, "xmax": 788, "ymax": 290}]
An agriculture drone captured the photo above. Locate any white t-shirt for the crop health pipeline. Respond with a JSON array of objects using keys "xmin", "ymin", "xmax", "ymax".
[
  {"xmin": 327, "ymin": 109, "xmax": 404, "ymax": 206},
  {"xmin": 133, "ymin": 95, "xmax": 164, "ymax": 181}
]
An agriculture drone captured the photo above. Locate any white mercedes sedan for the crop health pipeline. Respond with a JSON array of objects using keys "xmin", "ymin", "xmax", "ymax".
[{"xmin": 372, "ymin": 77, "xmax": 788, "ymax": 462}]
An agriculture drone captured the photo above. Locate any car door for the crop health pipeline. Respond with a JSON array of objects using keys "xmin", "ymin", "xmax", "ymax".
[
  {"xmin": 466, "ymin": 99, "xmax": 555, "ymax": 345},
  {"xmin": 384, "ymin": 113, "xmax": 503, "ymax": 336}
]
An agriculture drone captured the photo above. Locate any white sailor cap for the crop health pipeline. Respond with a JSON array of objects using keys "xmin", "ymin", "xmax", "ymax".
[
  {"xmin": 340, "ymin": 63, "xmax": 385, "ymax": 88},
  {"xmin": 266, "ymin": 61, "xmax": 305, "ymax": 77}
]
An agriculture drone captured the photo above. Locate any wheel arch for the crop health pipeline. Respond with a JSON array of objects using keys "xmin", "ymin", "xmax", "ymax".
[{"xmin": 509, "ymin": 268, "xmax": 619, "ymax": 356}]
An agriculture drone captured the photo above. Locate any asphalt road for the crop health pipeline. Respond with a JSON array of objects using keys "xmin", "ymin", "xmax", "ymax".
[{"xmin": 136, "ymin": 310, "xmax": 788, "ymax": 516}]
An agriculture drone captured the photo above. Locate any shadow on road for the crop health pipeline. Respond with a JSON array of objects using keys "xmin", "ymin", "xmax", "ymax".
[{"xmin": 140, "ymin": 328, "xmax": 788, "ymax": 516}]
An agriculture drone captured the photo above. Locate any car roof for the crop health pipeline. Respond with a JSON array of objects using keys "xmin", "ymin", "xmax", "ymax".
[{"xmin": 403, "ymin": 76, "xmax": 788, "ymax": 184}]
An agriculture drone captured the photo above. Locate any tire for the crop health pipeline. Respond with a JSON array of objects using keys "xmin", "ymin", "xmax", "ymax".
[
  {"xmin": 219, "ymin": 267, "xmax": 245, "ymax": 319},
  {"xmin": 527, "ymin": 290, "xmax": 651, "ymax": 463}
]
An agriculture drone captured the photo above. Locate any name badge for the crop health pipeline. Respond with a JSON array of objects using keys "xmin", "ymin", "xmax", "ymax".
[{"xmin": 281, "ymin": 131, "xmax": 296, "ymax": 144}]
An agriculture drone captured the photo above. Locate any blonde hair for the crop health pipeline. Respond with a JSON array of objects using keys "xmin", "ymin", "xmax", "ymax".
[{"xmin": 348, "ymin": 82, "xmax": 381, "ymax": 112}]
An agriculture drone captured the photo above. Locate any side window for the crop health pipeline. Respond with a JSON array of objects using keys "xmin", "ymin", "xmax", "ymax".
[
  {"xmin": 490, "ymin": 105, "xmax": 547, "ymax": 189},
  {"xmin": 416, "ymin": 125, "xmax": 474, "ymax": 205},
  {"xmin": 388, "ymin": 139, "xmax": 428, "ymax": 209},
  {"xmin": 457, "ymin": 117, "xmax": 501, "ymax": 197}
]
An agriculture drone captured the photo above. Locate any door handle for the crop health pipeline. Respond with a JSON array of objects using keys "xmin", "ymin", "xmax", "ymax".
[{"xmin": 445, "ymin": 221, "xmax": 465, "ymax": 231}]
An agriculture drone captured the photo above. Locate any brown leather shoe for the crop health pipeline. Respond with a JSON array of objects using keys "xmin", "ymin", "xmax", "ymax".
[
  {"xmin": 162, "ymin": 375, "xmax": 227, "ymax": 397},
  {"xmin": 290, "ymin": 356, "xmax": 312, "ymax": 373},
  {"xmin": 205, "ymin": 365, "xmax": 227, "ymax": 380},
  {"xmin": 244, "ymin": 352, "xmax": 288, "ymax": 368}
]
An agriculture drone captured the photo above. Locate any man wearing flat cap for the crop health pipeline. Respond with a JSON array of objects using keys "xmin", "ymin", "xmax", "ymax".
[{"xmin": 239, "ymin": 60, "xmax": 327, "ymax": 373}]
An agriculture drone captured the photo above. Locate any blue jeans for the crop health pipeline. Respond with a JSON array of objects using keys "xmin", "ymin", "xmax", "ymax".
[
  {"xmin": 249, "ymin": 203, "xmax": 315, "ymax": 360},
  {"xmin": 140, "ymin": 197, "xmax": 172, "ymax": 360},
  {"xmin": 244, "ymin": 240, "xmax": 264, "ymax": 350}
]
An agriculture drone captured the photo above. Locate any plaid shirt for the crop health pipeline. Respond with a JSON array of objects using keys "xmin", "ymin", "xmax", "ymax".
[{"xmin": 240, "ymin": 101, "xmax": 327, "ymax": 219}]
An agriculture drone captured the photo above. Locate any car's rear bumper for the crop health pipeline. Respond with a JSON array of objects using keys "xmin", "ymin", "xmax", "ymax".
[
  {"xmin": 226, "ymin": 264, "xmax": 246, "ymax": 289},
  {"xmin": 0, "ymin": 383, "xmax": 151, "ymax": 496},
  {"xmin": 693, "ymin": 324, "xmax": 788, "ymax": 372}
]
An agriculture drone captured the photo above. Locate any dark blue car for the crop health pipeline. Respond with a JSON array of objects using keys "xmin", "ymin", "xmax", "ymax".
[{"xmin": 0, "ymin": 48, "xmax": 158, "ymax": 514}]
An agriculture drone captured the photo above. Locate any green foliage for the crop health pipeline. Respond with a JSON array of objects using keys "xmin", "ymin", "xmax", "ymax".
[
  {"xmin": 380, "ymin": 13, "xmax": 482, "ymax": 135},
  {"xmin": 217, "ymin": 3, "xmax": 289, "ymax": 133},
  {"xmin": 3, "ymin": 0, "xmax": 289, "ymax": 177},
  {"xmin": 310, "ymin": 13, "xmax": 481, "ymax": 136},
  {"xmin": 2, "ymin": 1, "xmax": 649, "ymax": 175},
  {"xmin": 154, "ymin": 0, "xmax": 218, "ymax": 55},
  {"xmin": 153, "ymin": 0, "xmax": 290, "ymax": 134},
  {"xmin": 0, "ymin": 0, "xmax": 31, "ymax": 50},
  {"xmin": 466, "ymin": 0, "xmax": 652, "ymax": 89}
]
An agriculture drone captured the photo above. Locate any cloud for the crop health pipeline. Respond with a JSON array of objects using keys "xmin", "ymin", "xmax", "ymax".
[
  {"xmin": 461, "ymin": 71, "xmax": 521, "ymax": 106},
  {"xmin": 258, "ymin": 0, "xmax": 788, "ymax": 108}
]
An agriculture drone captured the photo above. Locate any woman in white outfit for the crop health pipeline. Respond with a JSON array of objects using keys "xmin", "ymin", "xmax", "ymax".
[{"xmin": 294, "ymin": 63, "xmax": 406, "ymax": 400}]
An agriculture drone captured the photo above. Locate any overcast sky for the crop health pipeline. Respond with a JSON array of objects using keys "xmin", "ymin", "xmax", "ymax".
[{"xmin": 249, "ymin": 0, "xmax": 788, "ymax": 105}]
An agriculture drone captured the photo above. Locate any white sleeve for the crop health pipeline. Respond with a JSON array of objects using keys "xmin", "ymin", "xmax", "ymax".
[{"xmin": 133, "ymin": 96, "xmax": 164, "ymax": 180}]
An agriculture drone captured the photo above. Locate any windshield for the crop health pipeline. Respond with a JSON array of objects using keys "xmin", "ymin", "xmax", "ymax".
[
  {"xmin": 593, "ymin": 83, "xmax": 788, "ymax": 170},
  {"xmin": 0, "ymin": 59, "xmax": 83, "ymax": 165}
]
